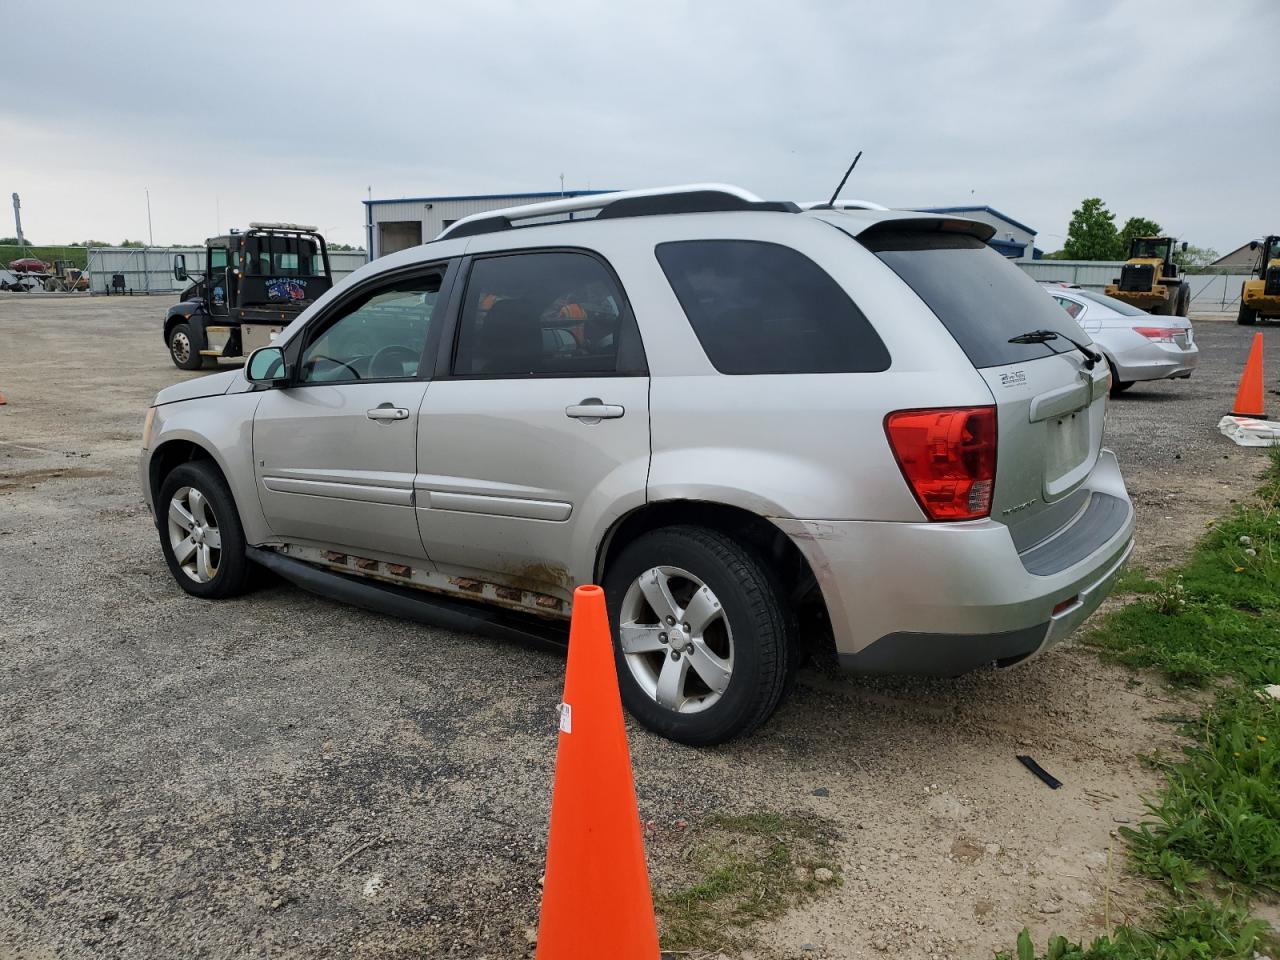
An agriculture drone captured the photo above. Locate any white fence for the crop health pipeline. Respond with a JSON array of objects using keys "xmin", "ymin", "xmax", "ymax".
[
  {"xmin": 1017, "ymin": 259, "xmax": 1249, "ymax": 312},
  {"xmin": 85, "ymin": 247, "xmax": 367, "ymax": 295}
]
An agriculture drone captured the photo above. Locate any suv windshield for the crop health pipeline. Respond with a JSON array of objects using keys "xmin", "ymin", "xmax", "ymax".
[
  {"xmin": 1075, "ymin": 288, "xmax": 1149, "ymax": 317},
  {"xmin": 861, "ymin": 230, "xmax": 1086, "ymax": 368}
]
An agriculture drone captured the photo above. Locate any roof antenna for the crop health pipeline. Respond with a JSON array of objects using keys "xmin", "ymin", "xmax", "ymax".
[{"xmin": 817, "ymin": 151, "xmax": 862, "ymax": 209}]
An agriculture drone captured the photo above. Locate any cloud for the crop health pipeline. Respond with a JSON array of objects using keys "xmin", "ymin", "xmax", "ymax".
[{"xmin": 4, "ymin": 0, "xmax": 1276, "ymax": 250}]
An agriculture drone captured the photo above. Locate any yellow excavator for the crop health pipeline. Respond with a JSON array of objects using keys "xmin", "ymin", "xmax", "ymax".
[
  {"xmin": 1103, "ymin": 236, "xmax": 1191, "ymax": 316},
  {"xmin": 1237, "ymin": 235, "xmax": 1280, "ymax": 326}
]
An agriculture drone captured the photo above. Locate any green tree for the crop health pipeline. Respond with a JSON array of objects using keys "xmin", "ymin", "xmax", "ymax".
[
  {"xmin": 1174, "ymin": 244, "xmax": 1219, "ymax": 269},
  {"xmin": 0, "ymin": 236, "xmax": 23, "ymax": 245},
  {"xmin": 1063, "ymin": 198, "xmax": 1123, "ymax": 260},
  {"xmin": 327, "ymin": 242, "xmax": 363, "ymax": 251},
  {"xmin": 1117, "ymin": 216, "xmax": 1162, "ymax": 257},
  {"xmin": 118, "ymin": 239, "xmax": 145, "ymax": 248}
]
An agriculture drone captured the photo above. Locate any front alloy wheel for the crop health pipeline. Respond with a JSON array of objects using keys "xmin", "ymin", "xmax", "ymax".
[
  {"xmin": 618, "ymin": 566, "xmax": 734, "ymax": 714},
  {"xmin": 167, "ymin": 486, "xmax": 222, "ymax": 583},
  {"xmin": 156, "ymin": 460, "xmax": 252, "ymax": 599}
]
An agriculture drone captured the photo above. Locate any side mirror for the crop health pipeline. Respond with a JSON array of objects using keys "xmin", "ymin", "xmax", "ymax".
[
  {"xmin": 173, "ymin": 254, "xmax": 188, "ymax": 281},
  {"xmin": 245, "ymin": 346, "xmax": 289, "ymax": 385},
  {"xmin": 1180, "ymin": 241, "xmax": 1188, "ymax": 252}
]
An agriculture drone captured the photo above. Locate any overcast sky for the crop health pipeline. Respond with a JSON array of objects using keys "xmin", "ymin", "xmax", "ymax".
[{"xmin": 5, "ymin": 0, "xmax": 1276, "ymax": 253}]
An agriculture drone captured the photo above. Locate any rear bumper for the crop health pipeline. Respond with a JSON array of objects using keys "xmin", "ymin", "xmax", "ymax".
[
  {"xmin": 1109, "ymin": 338, "xmax": 1199, "ymax": 383},
  {"xmin": 772, "ymin": 448, "xmax": 1134, "ymax": 676}
]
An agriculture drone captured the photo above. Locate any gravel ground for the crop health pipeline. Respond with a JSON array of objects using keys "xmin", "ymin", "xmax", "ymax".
[{"xmin": 1, "ymin": 295, "xmax": 1276, "ymax": 960}]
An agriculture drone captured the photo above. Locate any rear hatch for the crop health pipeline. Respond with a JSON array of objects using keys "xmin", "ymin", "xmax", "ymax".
[{"xmin": 860, "ymin": 226, "xmax": 1110, "ymax": 551}]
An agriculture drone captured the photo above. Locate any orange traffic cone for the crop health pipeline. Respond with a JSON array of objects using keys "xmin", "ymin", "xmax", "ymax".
[
  {"xmin": 536, "ymin": 584, "xmax": 660, "ymax": 960},
  {"xmin": 1231, "ymin": 332, "xmax": 1265, "ymax": 417},
  {"xmin": 0, "ymin": 391, "xmax": 6, "ymax": 405}
]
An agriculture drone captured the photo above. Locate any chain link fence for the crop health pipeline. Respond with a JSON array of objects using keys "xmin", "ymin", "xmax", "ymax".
[{"xmin": 1017, "ymin": 259, "xmax": 1250, "ymax": 312}]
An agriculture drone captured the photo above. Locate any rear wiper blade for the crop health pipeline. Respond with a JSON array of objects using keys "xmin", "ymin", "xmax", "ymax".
[{"xmin": 1008, "ymin": 329, "xmax": 1101, "ymax": 369}]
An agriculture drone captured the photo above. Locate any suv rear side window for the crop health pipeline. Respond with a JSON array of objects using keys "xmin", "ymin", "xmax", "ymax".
[
  {"xmin": 655, "ymin": 240, "xmax": 889, "ymax": 375},
  {"xmin": 452, "ymin": 251, "xmax": 644, "ymax": 377},
  {"xmin": 862, "ymin": 231, "xmax": 1084, "ymax": 368}
]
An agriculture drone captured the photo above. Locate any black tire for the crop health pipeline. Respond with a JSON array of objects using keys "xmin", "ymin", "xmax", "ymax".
[
  {"xmin": 1238, "ymin": 302, "xmax": 1258, "ymax": 326},
  {"xmin": 168, "ymin": 322, "xmax": 204, "ymax": 370},
  {"xmin": 156, "ymin": 460, "xmax": 253, "ymax": 599},
  {"xmin": 603, "ymin": 525, "xmax": 795, "ymax": 746},
  {"xmin": 1107, "ymin": 361, "xmax": 1133, "ymax": 395},
  {"xmin": 1176, "ymin": 284, "xmax": 1191, "ymax": 317}
]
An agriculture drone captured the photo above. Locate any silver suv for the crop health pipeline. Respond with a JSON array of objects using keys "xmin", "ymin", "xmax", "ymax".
[{"xmin": 139, "ymin": 185, "xmax": 1134, "ymax": 745}]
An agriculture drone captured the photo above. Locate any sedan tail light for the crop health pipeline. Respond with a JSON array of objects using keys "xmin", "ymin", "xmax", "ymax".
[
  {"xmin": 1134, "ymin": 326, "xmax": 1178, "ymax": 343},
  {"xmin": 884, "ymin": 406, "xmax": 996, "ymax": 521}
]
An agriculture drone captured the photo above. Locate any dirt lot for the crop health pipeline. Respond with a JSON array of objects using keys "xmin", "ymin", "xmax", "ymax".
[{"xmin": 1, "ymin": 294, "xmax": 1275, "ymax": 960}]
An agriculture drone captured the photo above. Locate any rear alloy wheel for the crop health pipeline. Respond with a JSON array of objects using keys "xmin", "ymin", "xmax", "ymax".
[
  {"xmin": 157, "ymin": 461, "xmax": 252, "ymax": 599},
  {"xmin": 604, "ymin": 526, "xmax": 794, "ymax": 745}
]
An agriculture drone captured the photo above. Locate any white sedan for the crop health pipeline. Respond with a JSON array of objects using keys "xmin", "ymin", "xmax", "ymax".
[{"xmin": 1042, "ymin": 284, "xmax": 1199, "ymax": 394}]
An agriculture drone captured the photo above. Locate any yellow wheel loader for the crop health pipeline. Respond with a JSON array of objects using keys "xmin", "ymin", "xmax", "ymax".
[
  {"xmin": 1103, "ymin": 236, "xmax": 1191, "ymax": 316},
  {"xmin": 1237, "ymin": 235, "xmax": 1280, "ymax": 326}
]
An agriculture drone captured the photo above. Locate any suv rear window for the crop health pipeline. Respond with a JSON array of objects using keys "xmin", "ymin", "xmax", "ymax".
[
  {"xmin": 656, "ymin": 240, "xmax": 890, "ymax": 375},
  {"xmin": 862, "ymin": 231, "xmax": 1084, "ymax": 368}
]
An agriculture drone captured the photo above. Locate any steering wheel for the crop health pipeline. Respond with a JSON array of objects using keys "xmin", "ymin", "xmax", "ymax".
[
  {"xmin": 370, "ymin": 344, "xmax": 421, "ymax": 379},
  {"xmin": 307, "ymin": 355, "xmax": 362, "ymax": 380}
]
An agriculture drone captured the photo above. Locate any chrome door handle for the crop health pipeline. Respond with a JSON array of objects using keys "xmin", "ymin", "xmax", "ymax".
[
  {"xmin": 367, "ymin": 405, "xmax": 410, "ymax": 422},
  {"xmin": 565, "ymin": 398, "xmax": 625, "ymax": 422}
]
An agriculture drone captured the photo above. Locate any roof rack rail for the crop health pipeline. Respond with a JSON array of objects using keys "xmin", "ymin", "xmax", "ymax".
[{"xmin": 435, "ymin": 184, "xmax": 800, "ymax": 241}]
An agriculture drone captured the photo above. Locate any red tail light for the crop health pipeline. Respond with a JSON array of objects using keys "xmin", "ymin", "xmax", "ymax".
[
  {"xmin": 884, "ymin": 406, "xmax": 997, "ymax": 521},
  {"xmin": 1134, "ymin": 326, "xmax": 1177, "ymax": 342}
]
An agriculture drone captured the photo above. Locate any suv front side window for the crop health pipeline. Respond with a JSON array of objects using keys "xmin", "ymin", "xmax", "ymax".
[
  {"xmin": 451, "ymin": 251, "xmax": 643, "ymax": 378},
  {"xmin": 299, "ymin": 274, "xmax": 443, "ymax": 384}
]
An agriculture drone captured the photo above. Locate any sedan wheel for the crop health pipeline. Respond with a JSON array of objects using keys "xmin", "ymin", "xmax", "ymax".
[
  {"xmin": 167, "ymin": 485, "xmax": 222, "ymax": 583},
  {"xmin": 618, "ymin": 565, "xmax": 734, "ymax": 714}
]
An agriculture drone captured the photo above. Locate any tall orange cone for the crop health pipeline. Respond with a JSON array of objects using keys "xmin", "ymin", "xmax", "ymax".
[
  {"xmin": 1231, "ymin": 332, "xmax": 1265, "ymax": 417},
  {"xmin": 536, "ymin": 584, "xmax": 659, "ymax": 960}
]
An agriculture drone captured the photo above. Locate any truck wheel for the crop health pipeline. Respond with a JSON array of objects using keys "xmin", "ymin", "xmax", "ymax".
[
  {"xmin": 603, "ymin": 525, "xmax": 795, "ymax": 746},
  {"xmin": 1176, "ymin": 285, "xmax": 1191, "ymax": 317},
  {"xmin": 1238, "ymin": 303, "xmax": 1258, "ymax": 326},
  {"xmin": 157, "ymin": 461, "xmax": 252, "ymax": 599},
  {"xmin": 168, "ymin": 323, "xmax": 204, "ymax": 370}
]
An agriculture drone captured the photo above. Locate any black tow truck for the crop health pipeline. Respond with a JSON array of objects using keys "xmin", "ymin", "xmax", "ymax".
[{"xmin": 164, "ymin": 223, "xmax": 333, "ymax": 369}]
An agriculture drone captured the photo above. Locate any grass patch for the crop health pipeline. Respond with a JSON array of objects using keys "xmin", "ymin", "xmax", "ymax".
[
  {"xmin": 653, "ymin": 811, "xmax": 841, "ymax": 954},
  {"xmin": 1122, "ymin": 693, "xmax": 1280, "ymax": 894},
  {"xmin": 1087, "ymin": 452, "xmax": 1280, "ymax": 687},
  {"xmin": 1004, "ymin": 451, "xmax": 1280, "ymax": 958},
  {"xmin": 998, "ymin": 897, "xmax": 1271, "ymax": 960}
]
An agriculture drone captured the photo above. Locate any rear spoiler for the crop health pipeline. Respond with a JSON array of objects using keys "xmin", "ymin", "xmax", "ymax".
[{"xmin": 806, "ymin": 209, "xmax": 997, "ymax": 244}]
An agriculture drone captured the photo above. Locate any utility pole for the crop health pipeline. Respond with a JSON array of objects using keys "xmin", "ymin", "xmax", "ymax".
[
  {"xmin": 559, "ymin": 173, "xmax": 565, "ymax": 196},
  {"xmin": 11, "ymin": 193, "xmax": 25, "ymax": 246},
  {"xmin": 145, "ymin": 188, "xmax": 154, "ymax": 246}
]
